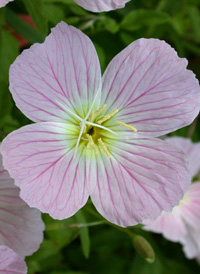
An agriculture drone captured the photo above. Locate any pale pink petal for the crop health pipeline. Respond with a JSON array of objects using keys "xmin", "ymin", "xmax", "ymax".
[
  {"xmin": 0, "ymin": 0, "xmax": 14, "ymax": 8},
  {"xmin": 101, "ymin": 38, "xmax": 200, "ymax": 138},
  {"xmin": 143, "ymin": 182, "xmax": 200, "ymax": 253},
  {"xmin": 9, "ymin": 21, "xmax": 101, "ymax": 123},
  {"xmin": 181, "ymin": 226, "xmax": 200, "ymax": 259},
  {"xmin": 73, "ymin": 0, "xmax": 130, "ymax": 12},
  {"xmin": 166, "ymin": 137, "xmax": 200, "ymax": 178},
  {"xmin": 1, "ymin": 123, "xmax": 89, "ymax": 220},
  {"xmin": 0, "ymin": 154, "xmax": 44, "ymax": 258},
  {"xmin": 143, "ymin": 209, "xmax": 187, "ymax": 242},
  {"xmin": 87, "ymin": 138, "xmax": 190, "ymax": 227},
  {"xmin": 196, "ymin": 255, "xmax": 200, "ymax": 263},
  {"xmin": 180, "ymin": 182, "xmax": 200, "ymax": 228},
  {"xmin": 175, "ymin": 184, "xmax": 200, "ymax": 258},
  {"xmin": 0, "ymin": 246, "xmax": 27, "ymax": 274}
]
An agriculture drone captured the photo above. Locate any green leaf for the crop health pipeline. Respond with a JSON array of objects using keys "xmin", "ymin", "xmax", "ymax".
[
  {"xmin": 5, "ymin": 9, "xmax": 42, "ymax": 43},
  {"xmin": 100, "ymin": 17, "xmax": 119, "ymax": 34},
  {"xmin": 0, "ymin": 82, "xmax": 12, "ymax": 119},
  {"xmin": 75, "ymin": 210, "xmax": 90, "ymax": 259},
  {"xmin": 44, "ymin": 3, "xmax": 65, "ymax": 25},
  {"xmin": 23, "ymin": 0, "xmax": 48, "ymax": 38},
  {"xmin": 43, "ymin": 0, "xmax": 73, "ymax": 3},
  {"xmin": 26, "ymin": 240, "xmax": 61, "ymax": 274},
  {"xmin": 44, "ymin": 214, "xmax": 79, "ymax": 248},
  {"xmin": 121, "ymin": 9, "xmax": 171, "ymax": 31},
  {"xmin": 187, "ymin": 7, "xmax": 200, "ymax": 43},
  {"xmin": 0, "ymin": 28, "xmax": 19, "ymax": 83}
]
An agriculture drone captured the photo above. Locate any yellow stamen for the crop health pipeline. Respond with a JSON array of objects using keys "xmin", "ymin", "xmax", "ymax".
[
  {"xmin": 116, "ymin": 121, "xmax": 137, "ymax": 132},
  {"xmin": 98, "ymin": 138, "xmax": 111, "ymax": 158},
  {"xmin": 86, "ymin": 134, "xmax": 98, "ymax": 154},
  {"xmin": 97, "ymin": 109, "xmax": 119, "ymax": 125},
  {"xmin": 88, "ymin": 104, "xmax": 106, "ymax": 122},
  {"xmin": 95, "ymin": 104, "xmax": 107, "ymax": 117},
  {"xmin": 88, "ymin": 110, "xmax": 95, "ymax": 122}
]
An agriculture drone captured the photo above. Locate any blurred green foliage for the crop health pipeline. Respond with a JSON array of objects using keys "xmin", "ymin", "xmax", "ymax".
[{"xmin": 0, "ymin": 0, "xmax": 200, "ymax": 273}]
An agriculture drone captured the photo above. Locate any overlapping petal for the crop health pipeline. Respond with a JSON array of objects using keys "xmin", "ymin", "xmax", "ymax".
[
  {"xmin": 1, "ymin": 122, "xmax": 89, "ymax": 220},
  {"xmin": 73, "ymin": 0, "xmax": 130, "ymax": 12},
  {"xmin": 143, "ymin": 182, "xmax": 200, "ymax": 258},
  {"xmin": 0, "ymin": 246, "xmax": 27, "ymax": 274},
  {"xmin": 0, "ymin": 0, "xmax": 13, "ymax": 8},
  {"xmin": 166, "ymin": 137, "xmax": 200, "ymax": 178},
  {"xmin": 143, "ymin": 209, "xmax": 187, "ymax": 242},
  {"xmin": 0, "ymin": 154, "xmax": 44, "ymax": 258},
  {"xmin": 87, "ymin": 138, "xmax": 190, "ymax": 227},
  {"xmin": 101, "ymin": 38, "xmax": 200, "ymax": 138},
  {"xmin": 179, "ymin": 182, "xmax": 200, "ymax": 230},
  {"xmin": 181, "ymin": 226, "xmax": 200, "ymax": 259},
  {"xmin": 9, "ymin": 21, "xmax": 101, "ymax": 122}
]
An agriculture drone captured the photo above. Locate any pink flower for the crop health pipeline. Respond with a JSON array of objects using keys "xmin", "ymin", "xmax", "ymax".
[
  {"xmin": 0, "ymin": 246, "xmax": 27, "ymax": 274},
  {"xmin": 0, "ymin": 0, "xmax": 130, "ymax": 11},
  {"xmin": 0, "ymin": 151, "xmax": 44, "ymax": 258},
  {"xmin": 73, "ymin": 0, "xmax": 130, "ymax": 12},
  {"xmin": 0, "ymin": 0, "xmax": 13, "ymax": 8},
  {"xmin": 1, "ymin": 22, "xmax": 200, "ymax": 227},
  {"xmin": 143, "ymin": 137, "xmax": 200, "ymax": 259}
]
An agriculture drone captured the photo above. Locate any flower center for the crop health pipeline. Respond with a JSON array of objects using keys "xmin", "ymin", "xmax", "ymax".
[
  {"xmin": 56, "ymin": 100, "xmax": 137, "ymax": 158},
  {"xmin": 79, "ymin": 104, "xmax": 137, "ymax": 158}
]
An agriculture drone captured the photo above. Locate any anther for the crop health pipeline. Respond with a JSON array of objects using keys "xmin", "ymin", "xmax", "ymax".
[
  {"xmin": 97, "ymin": 109, "xmax": 119, "ymax": 125},
  {"xmin": 88, "ymin": 110, "xmax": 95, "ymax": 123},
  {"xmin": 116, "ymin": 121, "xmax": 137, "ymax": 132},
  {"xmin": 98, "ymin": 138, "xmax": 111, "ymax": 158},
  {"xmin": 95, "ymin": 104, "xmax": 106, "ymax": 117},
  {"xmin": 89, "ymin": 104, "xmax": 107, "ymax": 123},
  {"xmin": 86, "ymin": 134, "xmax": 98, "ymax": 154}
]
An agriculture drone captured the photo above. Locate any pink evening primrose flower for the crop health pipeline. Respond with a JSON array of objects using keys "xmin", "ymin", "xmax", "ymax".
[
  {"xmin": 1, "ymin": 22, "xmax": 200, "ymax": 227},
  {"xmin": 73, "ymin": 0, "xmax": 130, "ymax": 12},
  {"xmin": 0, "ymin": 246, "xmax": 27, "ymax": 274},
  {"xmin": 0, "ymin": 150, "xmax": 44, "ymax": 258},
  {"xmin": 143, "ymin": 137, "xmax": 200, "ymax": 259},
  {"xmin": 0, "ymin": 0, "xmax": 130, "ymax": 11},
  {"xmin": 0, "ymin": 0, "xmax": 13, "ymax": 8}
]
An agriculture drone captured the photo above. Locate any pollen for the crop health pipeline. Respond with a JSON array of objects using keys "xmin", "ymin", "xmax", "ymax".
[
  {"xmin": 86, "ymin": 134, "xmax": 98, "ymax": 154},
  {"xmin": 116, "ymin": 121, "xmax": 137, "ymax": 132},
  {"xmin": 97, "ymin": 109, "xmax": 119, "ymax": 124},
  {"xmin": 98, "ymin": 138, "xmax": 111, "ymax": 158},
  {"xmin": 88, "ymin": 104, "xmax": 106, "ymax": 122}
]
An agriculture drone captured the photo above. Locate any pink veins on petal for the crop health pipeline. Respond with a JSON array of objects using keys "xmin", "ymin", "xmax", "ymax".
[
  {"xmin": 0, "ymin": 150, "xmax": 44, "ymax": 258},
  {"xmin": 0, "ymin": 246, "xmax": 27, "ymax": 274},
  {"xmin": 1, "ymin": 21, "xmax": 200, "ymax": 227},
  {"xmin": 143, "ymin": 137, "xmax": 200, "ymax": 259},
  {"xmin": 73, "ymin": 0, "xmax": 131, "ymax": 12}
]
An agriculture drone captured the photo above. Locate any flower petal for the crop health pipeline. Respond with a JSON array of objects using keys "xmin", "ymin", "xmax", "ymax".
[
  {"xmin": 0, "ymin": 153, "xmax": 44, "ymax": 258},
  {"xmin": 87, "ymin": 138, "xmax": 190, "ymax": 227},
  {"xmin": 101, "ymin": 38, "xmax": 200, "ymax": 138},
  {"xmin": 181, "ymin": 182, "xmax": 200, "ymax": 228},
  {"xmin": 1, "ymin": 123, "xmax": 89, "ymax": 220},
  {"xmin": 176, "ymin": 183, "xmax": 200, "ymax": 259},
  {"xmin": 9, "ymin": 21, "xmax": 101, "ymax": 122},
  {"xmin": 143, "ymin": 210, "xmax": 187, "ymax": 242},
  {"xmin": 166, "ymin": 137, "xmax": 200, "ymax": 178},
  {"xmin": 181, "ymin": 226, "xmax": 200, "ymax": 259},
  {"xmin": 0, "ymin": 246, "xmax": 27, "ymax": 274},
  {"xmin": 73, "ymin": 0, "xmax": 130, "ymax": 12},
  {"xmin": 0, "ymin": 0, "xmax": 13, "ymax": 8}
]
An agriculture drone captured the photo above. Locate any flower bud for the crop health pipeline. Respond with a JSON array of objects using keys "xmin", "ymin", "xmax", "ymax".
[{"xmin": 133, "ymin": 235, "xmax": 155, "ymax": 263}]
